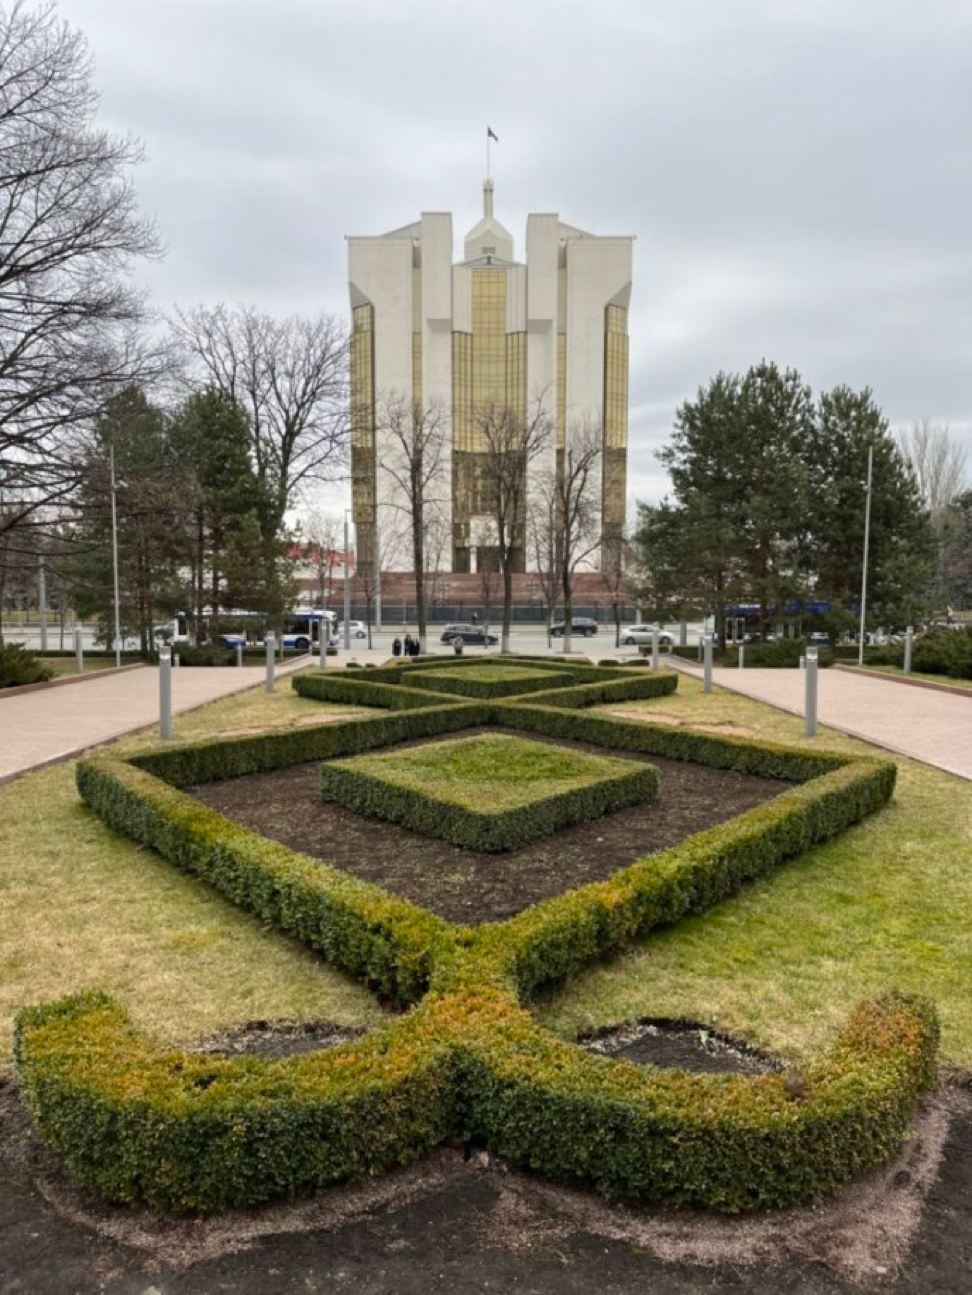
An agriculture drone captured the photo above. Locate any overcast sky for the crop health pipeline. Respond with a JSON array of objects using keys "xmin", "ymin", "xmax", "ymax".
[{"xmin": 60, "ymin": 0, "xmax": 972, "ymax": 514}]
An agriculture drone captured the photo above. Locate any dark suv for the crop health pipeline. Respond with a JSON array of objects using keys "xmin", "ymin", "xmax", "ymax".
[
  {"xmin": 549, "ymin": 617, "xmax": 598, "ymax": 638},
  {"xmin": 439, "ymin": 623, "xmax": 499, "ymax": 646}
]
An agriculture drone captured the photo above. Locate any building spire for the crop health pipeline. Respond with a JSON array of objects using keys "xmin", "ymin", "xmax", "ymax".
[{"xmin": 483, "ymin": 178, "xmax": 494, "ymax": 217}]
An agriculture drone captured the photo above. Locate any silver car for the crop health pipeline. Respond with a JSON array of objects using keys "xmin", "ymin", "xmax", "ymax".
[{"xmin": 620, "ymin": 625, "xmax": 674, "ymax": 647}]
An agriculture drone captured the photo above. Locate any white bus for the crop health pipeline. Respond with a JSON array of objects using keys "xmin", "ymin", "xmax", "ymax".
[{"xmin": 281, "ymin": 610, "xmax": 337, "ymax": 650}]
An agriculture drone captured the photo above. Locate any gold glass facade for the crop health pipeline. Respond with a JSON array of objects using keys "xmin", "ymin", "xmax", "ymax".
[
  {"xmin": 451, "ymin": 268, "xmax": 527, "ymax": 569},
  {"xmin": 602, "ymin": 303, "xmax": 629, "ymax": 546},
  {"xmin": 350, "ymin": 303, "xmax": 376, "ymax": 571}
]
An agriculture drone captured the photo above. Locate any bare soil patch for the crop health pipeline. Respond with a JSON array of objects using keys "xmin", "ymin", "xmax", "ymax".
[
  {"xmin": 189, "ymin": 730, "xmax": 781, "ymax": 924},
  {"xmin": 583, "ymin": 1018, "xmax": 783, "ymax": 1076},
  {"xmin": 188, "ymin": 1019, "xmax": 367, "ymax": 1059}
]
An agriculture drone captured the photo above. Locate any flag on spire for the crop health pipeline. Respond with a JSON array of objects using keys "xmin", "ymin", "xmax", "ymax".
[{"xmin": 487, "ymin": 125, "xmax": 498, "ymax": 142}]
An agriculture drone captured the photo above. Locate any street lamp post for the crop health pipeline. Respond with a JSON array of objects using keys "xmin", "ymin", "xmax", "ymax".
[
  {"xmin": 857, "ymin": 445, "xmax": 874, "ymax": 667},
  {"xmin": 109, "ymin": 444, "xmax": 122, "ymax": 668},
  {"xmin": 343, "ymin": 509, "xmax": 351, "ymax": 651}
]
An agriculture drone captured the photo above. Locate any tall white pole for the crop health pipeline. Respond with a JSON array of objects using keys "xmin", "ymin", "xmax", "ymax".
[
  {"xmin": 343, "ymin": 510, "xmax": 351, "ymax": 650},
  {"xmin": 109, "ymin": 444, "xmax": 122, "ymax": 667},
  {"xmin": 38, "ymin": 555, "xmax": 47, "ymax": 652},
  {"xmin": 857, "ymin": 445, "xmax": 874, "ymax": 667}
]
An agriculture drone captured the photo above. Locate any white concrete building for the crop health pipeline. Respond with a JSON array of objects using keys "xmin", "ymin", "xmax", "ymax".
[{"xmin": 347, "ymin": 182, "xmax": 633, "ymax": 575}]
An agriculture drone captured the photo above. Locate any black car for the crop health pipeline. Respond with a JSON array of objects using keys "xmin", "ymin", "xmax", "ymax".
[
  {"xmin": 439, "ymin": 623, "xmax": 499, "ymax": 646},
  {"xmin": 549, "ymin": 617, "xmax": 599, "ymax": 638}
]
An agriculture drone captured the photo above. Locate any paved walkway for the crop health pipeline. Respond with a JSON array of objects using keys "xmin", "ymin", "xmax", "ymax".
[
  {"xmin": 0, "ymin": 657, "xmax": 311, "ymax": 783},
  {"xmin": 673, "ymin": 660, "xmax": 972, "ymax": 780}
]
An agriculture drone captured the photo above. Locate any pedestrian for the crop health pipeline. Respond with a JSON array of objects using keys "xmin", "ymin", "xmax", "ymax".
[{"xmin": 392, "ymin": 636, "xmax": 402, "ymax": 658}]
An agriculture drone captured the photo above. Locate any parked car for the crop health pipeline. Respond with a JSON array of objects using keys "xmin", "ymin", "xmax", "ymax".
[
  {"xmin": 439, "ymin": 623, "xmax": 499, "ymax": 646},
  {"xmin": 550, "ymin": 617, "xmax": 599, "ymax": 638},
  {"xmin": 217, "ymin": 632, "xmax": 248, "ymax": 649},
  {"xmin": 619, "ymin": 624, "xmax": 674, "ymax": 647},
  {"xmin": 807, "ymin": 632, "xmax": 831, "ymax": 647},
  {"xmin": 338, "ymin": 620, "xmax": 369, "ymax": 640}
]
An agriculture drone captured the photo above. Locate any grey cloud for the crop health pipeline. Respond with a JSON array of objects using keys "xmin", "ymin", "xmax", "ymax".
[{"xmin": 62, "ymin": 0, "xmax": 972, "ymax": 504}]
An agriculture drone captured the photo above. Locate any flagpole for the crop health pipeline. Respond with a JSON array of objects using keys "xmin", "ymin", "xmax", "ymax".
[{"xmin": 486, "ymin": 127, "xmax": 491, "ymax": 181}]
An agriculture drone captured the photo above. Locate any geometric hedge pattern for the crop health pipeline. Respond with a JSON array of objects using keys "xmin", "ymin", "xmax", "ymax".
[{"xmin": 15, "ymin": 655, "xmax": 938, "ymax": 1214}]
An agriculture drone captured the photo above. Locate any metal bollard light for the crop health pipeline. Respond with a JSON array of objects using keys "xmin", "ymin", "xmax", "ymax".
[
  {"xmin": 697, "ymin": 637, "xmax": 703, "ymax": 663},
  {"xmin": 651, "ymin": 629, "xmax": 660, "ymax": 670},
  {"xmin": 904, "ymin": 625, "xmax": 913, "ymax": 675},
  {"xmin": 236, "ymin": 643, "xmax": 243, "ymax": 668},
  {"xmin": 265, "ymin": 633, "xmax": 276, "ymax": 694},
  {"xmin": 805, "ymin": 646, "xmax": 818, "ymax": 736},
  {"xmin": 74, "ymin": 625, "xmax": 84, "ymax": 675},
  {"xmin": 319, "ymin": 628, "xmax": 328, "ymax": 671},
  {"xmin": 159, "ymin": 646, "xmax": 172, "ymax": 741},
  {"xmin": 679, "ymin": 620, "xmax": 687, "ymax": 647},
  {"xmin": 738, "ymin": 641, "xmax": 745, "ymax": 669},
  {"xmin": 703, "ymin": 634, "xmax": 713, "ymax": 694}
]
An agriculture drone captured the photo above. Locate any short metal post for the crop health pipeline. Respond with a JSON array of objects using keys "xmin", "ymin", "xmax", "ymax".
[
  {"xmin": 236, "ymin": 643, "xmax": 243, "ymax": 668},
  {"xmin": 651, "ymin": 629, "xmax": 660, "ymax": 670},
  {"xmin": 679, "ymin": 620, "xmax": 687, "ymax": 647},
  {"xmin": 74, "ymin": 626, "xmax": 83, "ymax": 674},
  {"xmin": 159, "ymin": 646, "xmax": 172, "ymax": 741},
  {"xmin": 38, "ymin": 556, "xmax": 48, "ymax": 652},
  {"xmin": 805, "ymin": 647, "xmax": 818, "ymax": 737},
  {"xmin": 703, "ymin": 634, "xmax": 713, "ymax": 694},
  {"xmin": 800, "ymin": 654, "xmax": 806, "ymax": 670},
  {"xmin": 738, "ymin": 642, "xmax": 745, "ymax": 669},
  {"xmin": 265, "ymin": 633, "xmax": 276, "ymax": 694},
  {"xmin": 697, "ymin": 637, "xmax": 703, "ymax": 663},
  {"xmin": 319, "ymin": 625, "xmax": 328, "ymax": 670},
  {"xmin": 904, "ymin": 626, "xmax": 913, "ymax": 675}
]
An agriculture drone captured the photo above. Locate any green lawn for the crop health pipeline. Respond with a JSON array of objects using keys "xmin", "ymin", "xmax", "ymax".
[
  {"xmin": 537, "ymin": 675, "xmax": 972, "ymax": 1069},
  {"xmin": 851, "ymin": 663, "xmax": 972, "ymax": 693},
  {"xmin": 37, "ymin": 656, "xmax": 131, "ymax": 677},
  {"xmin": 336, "ymin": 732, "xmax": 639, "ymax": 812}
]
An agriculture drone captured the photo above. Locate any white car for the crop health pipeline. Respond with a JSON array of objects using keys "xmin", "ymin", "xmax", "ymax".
[
  {"xmin": 338, "ymin": 620, "xmax": 369, "ymax": 640},
  {"xmin": 620, "ymin": 625, "xmax": 675, "ymax": 647}
]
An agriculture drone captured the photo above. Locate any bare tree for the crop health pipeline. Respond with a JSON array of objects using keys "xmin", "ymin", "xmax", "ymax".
[
  {"xmin": 300, "ymin": 509, "xmax": 342, "ymax": 611},
  {"xmin": 475, "ymin": 397, "xmax": 552, "ymax": 653},
  {"xmin": 557, "ymin": 425, "xmax": 603, "ymax": 655},
  {"xmin": 0, "ymin": 0, "xmax": 161, "ymax": 544},
  {"xmin": 599, "ymin": 528, "xmax": 631, "ymax": 648},
  {"xmin": 900, "ymin": 420, "xmax": 970, "ymax": 610},
  {"xmin": 899, "ymin": 419, "xmax": 968, "ymax": 514},
  {"xmin": 171, "ymin": 305, "xmax": 350, "ymax": 553},
  {"xmin": 378, "ymin": 397, "xmax": 448, "ymax": 653},
  {"xmin": 527, "ymin": 472, "xmax": 561, "ymax": 647}
]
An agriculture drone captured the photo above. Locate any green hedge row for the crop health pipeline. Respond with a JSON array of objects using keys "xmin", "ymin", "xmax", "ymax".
[
  {"xmin": 320, "ymin": 751, "xmax": 657, "ymax": 853},
  {"xmin": 518, "ymin": 670, "xmax": 679, "ymax": 709},
  {"xmin": 402, "ymin": 666, "xmax": 577, "ymax": 699},
  {"xmin": 493, "ymin": 701, "xmax": 844, "ymax": 781},
  {"xmin": 452, "ymin": 985, "xmax": 938, "ymax": 1211},
  {"xmin": 75, "ymin": 756, "xmax": 457, "ymax": 1006},
  {"xmin": 14, "ymin": 991, "xmax": 457, "ymax": 1212},
  {"xmin": 14, "ymin": 978, "xmax": 937, "ymax": 1213},
  {"xmin": 293, "ymin": 671, "xmax": 456, "ymax": 710},
  {"xmin": 131, "ymin": 701, "xmax": 487, "ymax": 787}
]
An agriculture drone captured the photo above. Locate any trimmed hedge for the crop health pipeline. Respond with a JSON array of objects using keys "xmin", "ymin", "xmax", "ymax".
[
  {"xmin": 17, "ymin": 660, "xmax": 935, "ymax": 1215},
  {"xmin": 320, "ymin": 736, "xmax": 658, "ymax": 852},
  {"xmin": 292, "ymin": 671, "xmax": 457, "ymax": 710},
  {"xmin": 403, "ymin": 664, "xmax": 577, "ymax": 699},
  {"xmin": 450, "ymin": 984, "xmax": 938, "ymax": 1210},
  {"xmin": 517, "ymin": 670, "xmax": 679, "ymax": 709},
  {"xmin": 15, "ymin": 991, "xmax": 457, "ymax": 1212}
]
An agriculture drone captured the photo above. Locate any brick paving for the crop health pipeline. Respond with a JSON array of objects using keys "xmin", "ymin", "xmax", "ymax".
[
  {"xmin": 0, "ymin": 657, "xmax": 311, "ymax": 783},
  {"xmin": 673, "ymin": 660, "xmax": 972, "ymax": 781}
]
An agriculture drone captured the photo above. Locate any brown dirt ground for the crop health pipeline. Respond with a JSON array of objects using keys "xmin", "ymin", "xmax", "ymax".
[
  {"xmin": 2, "ymin": 1073, "xmax": 971, "ymax": 1293},
  {"xmin": 189, "ymin": 730, "xmax": 781, "ymax": 924}
]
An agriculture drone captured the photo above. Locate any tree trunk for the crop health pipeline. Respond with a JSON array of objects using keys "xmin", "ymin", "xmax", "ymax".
[
  {"xmin": 562, "ymin": 564, "xmax": 573, "ymax": 656},
  {"xmin": 501, "ymin": 559, "xmax": 513, "ymax": 653}
]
